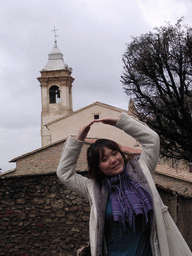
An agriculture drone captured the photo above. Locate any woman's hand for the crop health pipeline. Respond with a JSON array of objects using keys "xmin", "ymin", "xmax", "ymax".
[
  {"xmin": 75, "ymin": 116, "xmax": 119, "ymax": 141},
  {"xmin": 75, "ymin": 120, "xmax": 95, "ymax": 141},
  {"xmin": 94, "ymin": 116, "xmax": 119, "ymax": 126}
]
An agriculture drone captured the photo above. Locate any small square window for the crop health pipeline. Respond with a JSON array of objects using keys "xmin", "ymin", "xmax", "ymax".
[{"xmin": 94, "ymin": 114, "xmax": 99, "ymax": 119}]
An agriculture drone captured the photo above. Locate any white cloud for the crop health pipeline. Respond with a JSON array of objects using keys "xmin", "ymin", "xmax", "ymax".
[{"xmin": 136, "ymin": 0, "xmax": 188, "ymax": 27}]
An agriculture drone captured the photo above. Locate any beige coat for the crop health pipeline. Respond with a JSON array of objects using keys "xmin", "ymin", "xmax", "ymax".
[{"xmin": 57, "ymin": 113, "xmax": 192, "ymax": 256}]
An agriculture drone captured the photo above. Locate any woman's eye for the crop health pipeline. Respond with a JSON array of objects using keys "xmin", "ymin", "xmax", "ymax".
[
  {"xmin": 102, "ymin": 158, "xmax": 107, "ymax": 162},
  {"xmin": 113, "ymin": 151, "xmax": 118, "ymax": 156}
]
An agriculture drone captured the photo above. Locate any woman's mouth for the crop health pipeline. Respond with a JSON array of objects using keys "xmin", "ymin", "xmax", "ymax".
[{"xmin": 111, "ymin": 163, "xmax": 120, "ymax": 169}]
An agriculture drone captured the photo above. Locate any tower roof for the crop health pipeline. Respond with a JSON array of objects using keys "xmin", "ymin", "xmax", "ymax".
[{"xmin": 42, "ymin": 41, "xmax": 72, "ymax": 72}]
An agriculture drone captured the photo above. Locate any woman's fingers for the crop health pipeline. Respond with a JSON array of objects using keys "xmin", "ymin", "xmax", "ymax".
[
  {"xmin": 94, "ymin": 117, "xmax": 119, "ymax": 126},
  {"xmin": 76, "ymin": 120, "xmax": 95, "ymax": 141}
]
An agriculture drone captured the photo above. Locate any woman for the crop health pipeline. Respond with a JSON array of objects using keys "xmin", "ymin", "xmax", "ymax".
[{"xmin": 57, "ymin": 113, "xmax": 191, "ymax": 256}]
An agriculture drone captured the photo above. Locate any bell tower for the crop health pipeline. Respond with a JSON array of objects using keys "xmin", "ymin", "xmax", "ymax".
[{"xmin": 37, "ymin": 36, "xmax": 74, "ymax": 147}]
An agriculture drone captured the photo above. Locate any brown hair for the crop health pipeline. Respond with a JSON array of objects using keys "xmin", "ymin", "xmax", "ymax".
[{"xmin": 87, "ymin": 139, "xmax": 126, "ymax": 186}]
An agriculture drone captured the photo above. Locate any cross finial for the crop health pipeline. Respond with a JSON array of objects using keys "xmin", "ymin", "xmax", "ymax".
[{"xmin": 52, "ymin": 27, "xmax": 59, "ymax": 43}]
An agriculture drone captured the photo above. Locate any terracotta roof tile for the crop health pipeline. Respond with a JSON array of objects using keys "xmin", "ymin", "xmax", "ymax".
[{"xmin": 156, "ymin": 163, "xmax": 192, "ymax": 183}]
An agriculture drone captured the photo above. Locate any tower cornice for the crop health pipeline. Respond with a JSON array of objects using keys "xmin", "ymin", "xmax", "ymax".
[
  {"xmin": 40, "ymin": 69, "xmax": 73, "ymax": 77},
  {"xmin": 37, "ymin": 76, "xmax": 74, "ymax": 85}
]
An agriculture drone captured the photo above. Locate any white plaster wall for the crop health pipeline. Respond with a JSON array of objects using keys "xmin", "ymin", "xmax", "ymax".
[{"xmin": 48, "ymin": 105, "xmax": 141, "ymax": 148}]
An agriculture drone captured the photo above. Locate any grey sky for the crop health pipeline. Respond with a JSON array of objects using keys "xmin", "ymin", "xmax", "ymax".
[{"xmin": 1, "ymin": 0, "xmax": 192, "ymax": 172}]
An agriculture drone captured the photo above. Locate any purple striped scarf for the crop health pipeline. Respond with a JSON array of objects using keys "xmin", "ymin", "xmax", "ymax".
[{"xmin": 103, "ymin": 169, "xmax": 153, "ymax": 230}]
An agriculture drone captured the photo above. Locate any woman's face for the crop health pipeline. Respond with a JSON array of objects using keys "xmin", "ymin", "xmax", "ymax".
[{"xmin": 99, "ymin": 147, "xmax": 124, "ymax": 176}]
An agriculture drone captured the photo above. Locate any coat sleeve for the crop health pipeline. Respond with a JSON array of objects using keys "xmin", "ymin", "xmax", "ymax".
[
  {"xmin": 116, "ymin": 112, "xmax": 160, "ymax": 174},
  {"xmin": 57, "ymin": 135, "xmax": 90, "ymax": 199}
]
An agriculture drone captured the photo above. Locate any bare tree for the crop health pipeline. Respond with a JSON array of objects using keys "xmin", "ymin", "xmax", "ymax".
[{"xmin": 121, "ymin": 18, "xmax": 192, "ymax": 162}]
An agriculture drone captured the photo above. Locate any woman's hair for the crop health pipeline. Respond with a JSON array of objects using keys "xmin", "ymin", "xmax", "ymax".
[{"xmin": 87, "ymin": 139, "xmax": 127, "ymax": 186}]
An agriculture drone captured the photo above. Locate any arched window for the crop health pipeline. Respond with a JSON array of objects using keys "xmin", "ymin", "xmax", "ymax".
[{"xmin": 49, "ymin": 85, "xmax": 61, "ymax": 104}]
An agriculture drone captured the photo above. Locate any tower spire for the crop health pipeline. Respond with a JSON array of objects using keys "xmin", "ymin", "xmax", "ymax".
[{"xmin": 52, "ymin": 27, "xmax": 59, "ymax": 44}]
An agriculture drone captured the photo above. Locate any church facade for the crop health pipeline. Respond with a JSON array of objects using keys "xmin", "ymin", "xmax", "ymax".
[{"xmin": 37, "ymin": 40, "xmax": 141, "ymax": 150}]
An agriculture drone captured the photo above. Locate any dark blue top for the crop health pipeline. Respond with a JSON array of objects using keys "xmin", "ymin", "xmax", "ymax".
[{"xmin": 105, "ymin": 199, "xmax": 152, "ymax": 256}]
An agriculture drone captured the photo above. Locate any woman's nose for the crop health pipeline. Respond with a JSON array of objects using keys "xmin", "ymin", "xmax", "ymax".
[{"xmin": 110, "ymin": 156, "xmax": 116, "ymax": 163}]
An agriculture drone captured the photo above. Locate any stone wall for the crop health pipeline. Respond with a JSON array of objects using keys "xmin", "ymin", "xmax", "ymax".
[
  {"xmin": 157, "ymin": 186, "xmax": 192, "ymax": 248},
  {"xmin": 0, "ymin": 174, "xmax": 90, "ymax": 256},
  {"xmin": 0, "ymin": 174, "xmax": 192, "ymax": 256}
]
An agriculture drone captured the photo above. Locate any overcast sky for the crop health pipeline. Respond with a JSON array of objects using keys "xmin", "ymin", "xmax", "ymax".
[{"xmin": 1, "ymin": 0, "xmax": 192, "ymax": 172}]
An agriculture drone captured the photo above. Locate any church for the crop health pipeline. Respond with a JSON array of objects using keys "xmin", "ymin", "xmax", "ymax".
[{"xmin": 37, "ymin": 39, "xmax": 141, "ymax": 150}]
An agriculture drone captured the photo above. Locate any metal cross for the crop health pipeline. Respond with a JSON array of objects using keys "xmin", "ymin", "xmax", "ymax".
[{"xmin": 52, "ymin": 27, "xmax": 59, "ymax": 43}]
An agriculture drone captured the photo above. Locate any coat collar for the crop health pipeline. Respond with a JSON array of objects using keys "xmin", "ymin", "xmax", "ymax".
[{"xmin": 93, "ymin": 181, "xmax": 108, "ymax": 256}]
